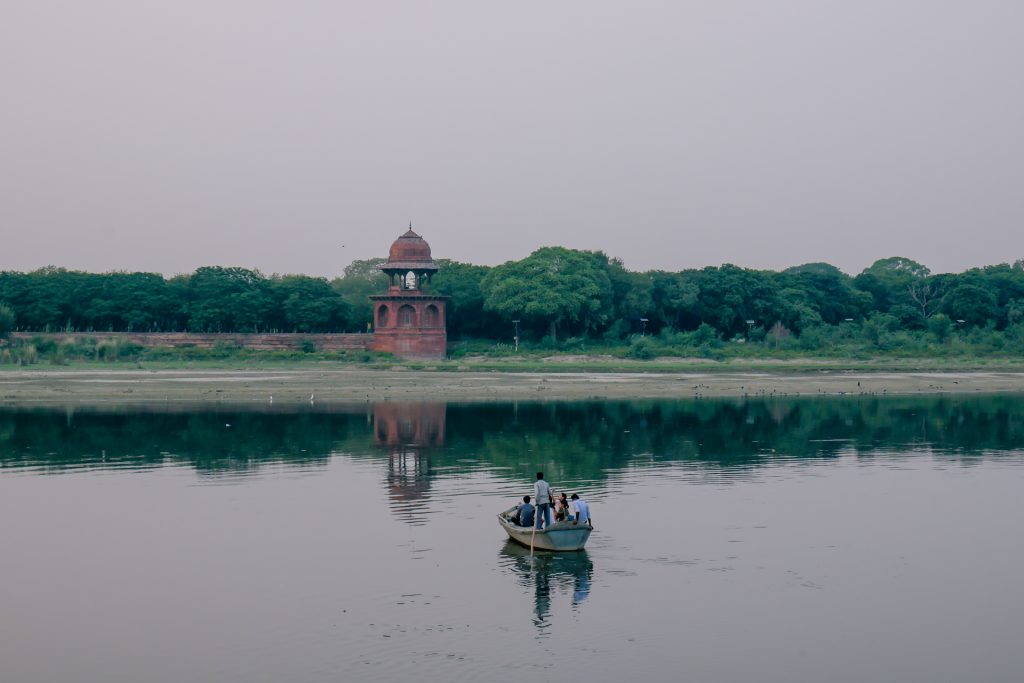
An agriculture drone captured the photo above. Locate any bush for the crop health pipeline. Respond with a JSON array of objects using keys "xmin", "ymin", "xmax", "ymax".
[
  {"xmin": 861, "ymin": 314, "xmax": 899, "ymax": 347},
  {"xmin": 20, "ymin": 344, "xmax": 38, "ymax": 365},
  {"xmin": 603, "ymin": 319, "xmax": 631, "ymax": 340},
  {"xmin": 928, "ymin": 314, "xmax": 954, "ymax": 343},
  {"xmin": 629, "ymin": 336, "xmax": 654, "ymax": 359},
  {"xmin": 798, "ymin": 325, "xmax": 826, "ymax": 351},
  {"xmin": 1006, "ymin": 323, "xmax": 1024, "ymax": 353},
  {"xmin": 687, "ymin": 323, "xmax": 720, "ymax": 348},
  {"xmin": 30, "ymin": 336, "xmax": 57, "ymax": 355},
  {"xmin": 94, "ymin": 338, "xmax": 145, "ymax": 362}
]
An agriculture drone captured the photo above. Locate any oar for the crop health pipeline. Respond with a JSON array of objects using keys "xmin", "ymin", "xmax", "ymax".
[{"xmin": 530, "ymin": 516, "xmax": 537, "ymax": 558}]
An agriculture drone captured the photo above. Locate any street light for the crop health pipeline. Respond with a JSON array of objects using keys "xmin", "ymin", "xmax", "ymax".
[
  {"xmin": 745, "ymin": 319, "xmax": 755, "ymax": 338},
  {"xmin": 512, "ymin": 320, "xmax": 520, "ymax": 352},
  {"xmin": 640, "ymin": 318, "xmax": 649, "ymax": 337}
]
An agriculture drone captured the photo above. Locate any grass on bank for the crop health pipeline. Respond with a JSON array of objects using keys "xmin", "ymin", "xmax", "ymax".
[{"xmin": 2, "ymin": 326, "xmax": 1024, "ymax": 373}]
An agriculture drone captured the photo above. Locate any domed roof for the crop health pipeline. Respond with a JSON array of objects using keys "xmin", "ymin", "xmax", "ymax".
[{"xmin": 382, "ymin": 225, "xmax": 438, "ymax": 271}]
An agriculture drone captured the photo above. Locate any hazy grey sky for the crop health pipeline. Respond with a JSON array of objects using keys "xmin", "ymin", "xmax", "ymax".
[{"xmin": 2, "ymin": 1, "xmax": 1022, "ymax": 278}]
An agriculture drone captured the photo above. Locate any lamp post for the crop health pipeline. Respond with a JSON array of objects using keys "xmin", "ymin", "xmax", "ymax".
[
  {"xmin": 640, "ymin": 318, "xmax": 649, "ymax": 337},
  {"xmin": 512, "ymin": 320, "xmax": 520, "ymax": 352},
  {"xmin": 745, "ymin": 319, "xmax": 755, "ymax": 339}
]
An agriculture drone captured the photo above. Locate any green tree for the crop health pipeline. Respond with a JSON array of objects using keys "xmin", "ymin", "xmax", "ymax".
[
  {"xmin": 694, "ymin": 265, "xmax": 780, "ymax": 336},
  {"xmin": 185, "ymin": 267, "xmax": 272, "ymax": 332},
  {"xmin": 783, "ymin": 263, "xmax": 871, "ymax": 325},
  {"xmin": 649, "ymin": 271, "xmax": 700, "ymax": 332},
  {"xmin": 928, "ymin": 313, "xmax": 954, "ymax": 342},
  {"xmin": 861, "ymin": 313, "xmax": 899, "ymax": 347},
  {"xmin": 271, "ymin": 275, "xmax": 350, "ymax": 332},
  {"xmin": 603, "ymin": 257, "xmax": 653, "ymax": 338},
  {"xmin": 776, "ymin": 286, "xmax": 824, "ymax": 333},
  {"xmin": 481, "ymin": 247, "xmax": 613, "ymax": 342},
  {"xmin": 431, "ymin": 260, "xmax": 495, "ymax": 339},
  {"xmin": 943, "ymin": 283, "xmax": 998, "ymax": 327},
  {"xmin": 855, "ymin": 257, "xmax": 936, "ymax": 327},
  {"xmin": 0, "ymin": 303, "xmax": 15, "ymax": 338},
  {"xmin": 80, "ymin": 271, "xmax": 177, "ymax": 331},
  {"xmin": 331, "ymin": 258, "xmax": 386, "ymax": 331},
  {"xmin": 864, "ymin": 256, "xmax": 930, "ymax": 279}
]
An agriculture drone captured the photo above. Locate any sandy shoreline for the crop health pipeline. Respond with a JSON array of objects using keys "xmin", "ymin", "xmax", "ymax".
[{"xmin": 2, "ymin": 368, "xmax": 1024, "ymax": 406}]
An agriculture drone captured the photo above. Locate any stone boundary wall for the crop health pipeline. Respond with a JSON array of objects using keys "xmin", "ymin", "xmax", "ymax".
[{"xmin": 10, "ymin": 331, "xmax": 371, "ymax": 351}]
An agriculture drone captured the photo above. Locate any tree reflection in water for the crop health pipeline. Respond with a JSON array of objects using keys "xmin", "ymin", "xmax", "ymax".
[
  {"xmin": 498, "ymin": 542, "xmax": 594, "ymax": 633},
  {"xmin": 3, "ymin": 395, "xmax": 1024, "ymax": 482}
]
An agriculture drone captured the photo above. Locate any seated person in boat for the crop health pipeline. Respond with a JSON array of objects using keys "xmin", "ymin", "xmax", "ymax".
[
  {"xmin": 570, "ymin": 493, "xmax": 592, "ymax": 526},
  {"xmin": 554, "ymin": 492, "xmax": 570, "ymax": 522},
  {"xmin": 514, "ymin": 495, "xmax": 535, "ymax": 527}
]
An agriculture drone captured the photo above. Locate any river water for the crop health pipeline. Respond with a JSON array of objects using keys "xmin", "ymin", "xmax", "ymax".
[{"xmin": 2, "ymin": 396, "xmax": 1023, "ymax": 682}]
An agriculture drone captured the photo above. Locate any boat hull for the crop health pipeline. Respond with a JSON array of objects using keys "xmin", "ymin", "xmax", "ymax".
[{"xmin": 497, "ymin": 509, "xmax": 592, "ymax": 552}]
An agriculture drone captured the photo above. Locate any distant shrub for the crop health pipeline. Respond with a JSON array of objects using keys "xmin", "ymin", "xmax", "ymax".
[
  {"xmin": 603, "ymin": 319, "xmax": 631, "ymax": 340},
  {"xmin": 685, "ymin": 323, "xmax": 720, "ymax": 348},
  {"xmin": 31, "ymin": 336, "xmax": 57, "ymax": 355},
  {"xmin": 20, "ymin": 344, "xmax": 38, "ymax": 365},
  {"xmin": 94, "ymin": 338, "xmax": 145, "ymax": 361},
  {"xmin": 657, "ymin": 327, "xmax": 683, "ymax": 345},
  {"xmin": 928, "ymin": 314, "xmax": 954, "ymax": 343},
  {"xmin": 629, "ymin": 336, "xmax": 654, "ymax": 360},
  {"xmin": 798, "ymin": 325, "xmax": 826, "ymax": 351},
  {"xmin": 1005, "ymin": 323, "xmax": 1024, "ymax": 353}
]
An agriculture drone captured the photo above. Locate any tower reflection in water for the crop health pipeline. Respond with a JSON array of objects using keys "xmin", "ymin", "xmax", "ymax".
[
  {"xmin": 373, "ymin": 402, "xmax": 446, "ymax": 526},
  {"xmin": 499, "ymin": 543, "xmax": 594, "ymax": 632}
]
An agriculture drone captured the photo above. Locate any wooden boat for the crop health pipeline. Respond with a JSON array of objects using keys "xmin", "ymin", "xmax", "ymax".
[{"xmin": 498, "ymin": 507, "xmax": 592, "ymax": 552}]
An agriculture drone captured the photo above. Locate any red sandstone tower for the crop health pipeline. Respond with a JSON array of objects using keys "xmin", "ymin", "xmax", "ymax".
[{"xmin": 369, "ymin": 227, "xmax": 447, "ymax": 359}]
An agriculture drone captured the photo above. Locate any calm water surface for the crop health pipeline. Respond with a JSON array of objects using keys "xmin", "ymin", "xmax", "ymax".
[{"xmin": 2, "ymin": 397, "xmax": 1024, "ymax": 682}]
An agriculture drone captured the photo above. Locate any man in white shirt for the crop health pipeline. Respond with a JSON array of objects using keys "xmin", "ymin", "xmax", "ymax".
[
  {"xmin": 571, "ymin": 493, "xmax": 591, "ymax": 527},
  {"xmin": 533, "ymin": 472, "xmax": 553, "ymax": 529}
]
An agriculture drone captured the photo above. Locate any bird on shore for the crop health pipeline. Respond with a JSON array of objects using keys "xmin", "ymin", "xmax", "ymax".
[{"xmin": 310, "ymin": 393, "xmax": 315, "ymax": 404}]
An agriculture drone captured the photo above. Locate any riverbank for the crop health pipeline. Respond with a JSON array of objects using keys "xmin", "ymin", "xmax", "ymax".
[{"xmin": 3, "ymin": 365, "xmax": 1024, "ymax": 405}]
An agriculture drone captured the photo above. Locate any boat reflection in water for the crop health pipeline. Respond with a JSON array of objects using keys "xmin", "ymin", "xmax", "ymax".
[
  {"xmin": 498, "ymin": 542, "xmax": 594, "ymax": 632},
  {"xmin": 373, "ymin": 402, "xmax": 446, "ymax": 526}
]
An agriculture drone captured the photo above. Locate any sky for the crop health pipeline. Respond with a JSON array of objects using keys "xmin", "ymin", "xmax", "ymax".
[{"xmin": 2, "ymin": 1, "xmax": 1022, "ymax": 278}]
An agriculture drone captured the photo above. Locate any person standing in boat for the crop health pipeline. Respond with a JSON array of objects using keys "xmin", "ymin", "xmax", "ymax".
[
  {"xmin": 534, "ymin": 472, "xmax": 553, "ymax": 529},
  {"xmin": 571, "ymin": 493, "xmax": 591, "ymax": 527}
]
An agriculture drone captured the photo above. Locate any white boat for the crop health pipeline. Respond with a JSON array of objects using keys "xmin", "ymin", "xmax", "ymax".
[{"xmin": 498, "ymin": 507, "xmax": 592, "ymax": 552}]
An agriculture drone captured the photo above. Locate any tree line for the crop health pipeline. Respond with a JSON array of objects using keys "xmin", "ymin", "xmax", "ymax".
[
  {"xmin": 2, "ymin": 251, "xmax": 1024, "ymax": 344},
  {"xmin": 0, "ymin": 266, "xmax": 348, "ymax": 334}
]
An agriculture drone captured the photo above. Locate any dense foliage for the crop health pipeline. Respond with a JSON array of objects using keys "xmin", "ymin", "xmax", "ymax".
[
  {"xmin": 0, "ymin": 266, "xmax": 350, "ymax": 333},
  {"xmin": 2, "ymin": 253, "xmax": 1024, "ymax": 352}
]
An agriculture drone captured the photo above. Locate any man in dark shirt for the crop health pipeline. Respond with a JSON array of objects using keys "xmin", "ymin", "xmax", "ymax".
[{"xmin": 515, "ymin": 495, "xmax": 535, "ymax": 527}]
